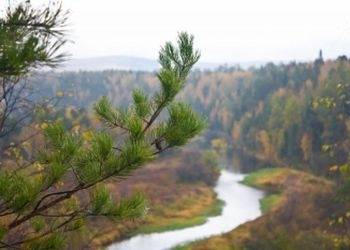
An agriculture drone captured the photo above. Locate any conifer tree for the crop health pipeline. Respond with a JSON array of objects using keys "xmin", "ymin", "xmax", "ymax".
[
  {"xmin": 0, "ymin": 0, "xmax": 68, "ymax": 139},
  {"xmin": 0, "ymin": 1, "xmax": 204, "ymax": 249}
]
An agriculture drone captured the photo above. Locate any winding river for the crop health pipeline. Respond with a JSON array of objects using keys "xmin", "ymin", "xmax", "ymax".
[{"xmin": 108, "ymin": 170, "xmax": 264, "ymax": 250}]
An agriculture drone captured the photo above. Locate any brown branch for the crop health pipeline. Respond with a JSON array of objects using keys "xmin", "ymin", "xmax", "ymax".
[
  {"xmin": 153, "ymin": 145, "xmax": 171, "ymax": 155},
  {"xmin": 113, "ymin": 146, "xmax": 123, "ymax": 152},
  {"xmin": 142, "ymin": 101, "xmax": 166, "ymax": 133},
  {"xmin": 2, "ymin": 212, "xmax": 78, "ymax": 248},
  {"xmin": 37, "ymin": 210, "xmax": 84, "ymax": 218},
  {"xmin": 6, "ymin": 140, "xmax": 171, "ymax": 231}
]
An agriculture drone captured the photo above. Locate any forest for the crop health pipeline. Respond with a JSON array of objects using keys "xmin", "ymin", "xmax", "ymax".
[
  {"xmin": 23, "ymin": 52, "xmax": 350, "ymax": 175},
  {"xmin": 1, "ymin": 1, "xmax": 350, "ymax": 250},
  {"xmin": 3, "ymin": 52, "xmax": 350, "ymax": 249}
]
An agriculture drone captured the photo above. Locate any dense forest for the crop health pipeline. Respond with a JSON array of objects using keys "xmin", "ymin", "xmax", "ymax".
[
  {"xmin": 25, "ymin": 53, "xmax": 350, "ymax": 177},
  {"xmin": 3, "ymin": 1, "xmax": 350, "ymax": 250},
  {"xmin": 0, "ymin": 2, "xmax": 211, "ymax": 248}
]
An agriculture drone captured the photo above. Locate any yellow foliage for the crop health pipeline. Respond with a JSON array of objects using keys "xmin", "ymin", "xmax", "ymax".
[
  {"xmin": 211, "ymin": 138, "xmax": 228, "ymax": 155},
  {"xmin": 40, "ymin": 122, "xmax": 48, "ymax": 130},
  {"xmin": 256, "ymin": 130, "xmax": 275, "ymax": 160},
  {"xmin": 34, "ymin": 162, "xmax": 44, "ymax": 171},
  {"xmin": 82, "ymin": 130, "xmax": 94, "ymax": 141},
  {"xmin": 339, "ymin": 164, "xmax": 350, "ymax": 176}
]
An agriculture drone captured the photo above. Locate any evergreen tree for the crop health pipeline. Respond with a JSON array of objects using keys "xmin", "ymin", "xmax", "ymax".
[
  {"xmin": 0, "ymin": 0, "xmax": 68, "ymax": 139},
  {"xmin": 0, "ymin": 1, "xmax": 204, "ymax": 248}
]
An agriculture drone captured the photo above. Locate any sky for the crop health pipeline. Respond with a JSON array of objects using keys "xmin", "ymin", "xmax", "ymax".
[{"xmin": 4, "ymin": 0, "xmax": 350, "ymax": 63}]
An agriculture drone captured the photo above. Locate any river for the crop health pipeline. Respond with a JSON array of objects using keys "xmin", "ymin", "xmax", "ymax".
[{"xmin": 108, "ymin": 170, "xmax": 264, "ymax": 250}]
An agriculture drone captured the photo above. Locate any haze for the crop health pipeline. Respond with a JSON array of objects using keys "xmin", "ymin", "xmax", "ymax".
[{"xmin": 4, "ymin": 0, "xmax": 350, "ymax": 63}]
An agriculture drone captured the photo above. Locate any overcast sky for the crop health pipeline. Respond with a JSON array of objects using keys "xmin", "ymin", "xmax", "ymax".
[{"xmin": 4, "ymin": 0, "xmax": 350, "ymax": 63}]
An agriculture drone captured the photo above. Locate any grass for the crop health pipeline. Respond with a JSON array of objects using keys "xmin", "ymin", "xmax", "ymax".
[
  {"xmin": 170, "ymin": 169, "xmax": 285, "ymax": 250},
  {"xmin": 176, "ymin": 167, "xmax": 338, "ymax": 250},
  {"xmin": 241, "ymin": 167, "xmax": 283, "ymax": 188},
  {"xmin": 172, "ymin": 245, "xmax": 190, "ymax": 250},
  {"xmin": 85, "ymin": 155, "xmax": 225, "ymax": 248},
  {"xmin": 133, "ymin": 198, "xmax": 225, "ymax": 235},
  {"xmin": 92, "ymin": 187, "xmax": 224, "ymax": 247},
  {"xmin": 259, "ymin": 194, "xmax": 282, "ymax": 213},
  {"xmin": 241, "ymin": 168, "xmax": 285, "ymax": 214}
]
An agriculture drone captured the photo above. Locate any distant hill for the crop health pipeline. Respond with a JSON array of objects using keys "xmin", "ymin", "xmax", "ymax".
[
  {"xmin": 62, "ymin": 56, "xmax": 159, "ymax": 72},
  {"xmin": 60, "ymin": 55, "xmax": 264, "ymax": 72}
]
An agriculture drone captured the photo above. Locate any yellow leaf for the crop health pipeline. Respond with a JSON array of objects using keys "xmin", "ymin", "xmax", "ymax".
[
  {"xmin": 340, "ymin": 164, "xmax": 350, "ymax": 175},
  {"xmin": 40, "ymin": 123, "xmax": 48, "ymax": 130},
  {"xmin": 82, "ymin": 130, "xmax": 94, "ymax": 141},
  {"xmin": 34, "ymin": 162, "xmax": 44, "ymax": 171}
]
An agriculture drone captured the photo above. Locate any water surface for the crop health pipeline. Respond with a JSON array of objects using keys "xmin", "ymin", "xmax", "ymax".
[{"xmin": 108, "ymin": 170, "xmax": 264, "ymax": 250}]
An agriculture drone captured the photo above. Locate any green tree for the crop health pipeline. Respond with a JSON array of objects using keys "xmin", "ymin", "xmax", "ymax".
[
  {"xmin": 0, "ymin": 2, "xmax": 204, "ymax": 248},
  {"xmin": 317, "ymin": 81, "xmax": 350, "ymax": 198},
  {"xmin": 0, "ymin": 0, "xmax": 68, "ymax": 140}
]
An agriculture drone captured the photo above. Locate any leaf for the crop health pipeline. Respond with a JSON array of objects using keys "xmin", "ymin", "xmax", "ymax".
[
  {"xmin": 91, "ymin": 132, "xmax": 113, "ymax": 161},
  {"xmin": 44, "ymin": 162, "xmax": 68, "ymax": 187},
  {"xmin": 27, "ymin": 233, "xmax": 66, "ymax": 250},
  {"xmin": 108, "ymin": 193, "xmax": 147, "ymax": 220},
  {"xmin": 82, "ymin": 130, "xmax": 94, "ymax": 141},
  {"xmin": 132, "ymin": 89, "xmax": 151, "ymax": 118},
  {"xmin": 90, "ymin": 185, "xmax": 112, "ymax": 214},
  {"xmin": 339, "ymin": 164, "xmax": 350, "ymax": 176},
  {"xmin": 164, "ymin": 103, "xmax": 206, "ymax": 146},
  {"xmin": 40, "ymin": 122, "xmax": 49, "ymax": 129}
]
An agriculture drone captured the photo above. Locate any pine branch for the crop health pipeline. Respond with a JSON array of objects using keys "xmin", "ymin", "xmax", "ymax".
[{"xmin": 3, "ymin": 212, "xmax": 78, "ymax": 248}]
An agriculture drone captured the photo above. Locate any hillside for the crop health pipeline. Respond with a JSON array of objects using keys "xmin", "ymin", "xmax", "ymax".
[
  {"xmin": 2, "ymin": 1, "xmax": 350, "ymax": 249},
  {"xmin": 178, "ymin": 168, "xmax": 350, "ymax": 250},
  {"xmin": 60, "ymin": 56, "xmax": 248, "ymax": 72},
  {"xmin": 58, "ymin": 55, "xmax": 270, "ymax": 72},
  {"xmin": 27, "ymin": 56, "xmax": 350, "ymax": 176},
  {"xmin": 80, "ymin": 152, "xmax": 221, "ymax": 248},
  {"xmin": 4, "ymin": 54, "xmax": 350, "ymax": 249},
  {"xmin": 62, "ymin": 56, "xmax": 160, "ymax": 72}
]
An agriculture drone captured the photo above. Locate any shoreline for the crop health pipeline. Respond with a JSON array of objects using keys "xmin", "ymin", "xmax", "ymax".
[
  {"xmin": 108, "ymin": 170, "xmax": 263, "ymax": 250},
  {"xmin": 176, "ymin": 167, "xmax": 337, "ymax": 250}
]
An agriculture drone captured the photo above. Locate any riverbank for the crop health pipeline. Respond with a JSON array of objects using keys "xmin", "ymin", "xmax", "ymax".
[
  {"xmin": 177, "ymin": 167, "xmax": 350, "ymax": 250},
  {"xmin": 131, "ymin": 196, "xmax": 224, "ymax": 236},
  {"xmin": 108, "ymin": 170, "xmax": 263, "ymax": 250},
  {"xmin": 240, "ymin": 168, "xmax": 285, "ymax": 214},
  {"xmin": 92, "ymin": 186, "xmax": 223, "ymax": 248},
  {"xmin": 69, "ymin": 152, "xmax": 222, "ymax": 249}
]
